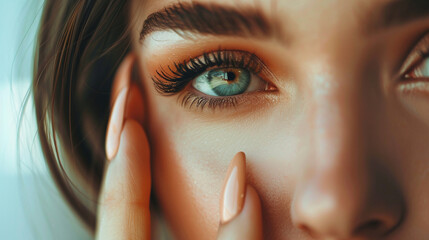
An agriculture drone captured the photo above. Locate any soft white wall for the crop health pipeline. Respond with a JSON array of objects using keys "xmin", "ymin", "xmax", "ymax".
[{"xmin": 0, "ymin": 1, "xmax": 91, "ymax": 239}]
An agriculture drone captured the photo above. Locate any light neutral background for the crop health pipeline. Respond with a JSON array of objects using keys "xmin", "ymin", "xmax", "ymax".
[{"xmin": 0, "ymin": 1, "xmax": 91, "ymax": 239}]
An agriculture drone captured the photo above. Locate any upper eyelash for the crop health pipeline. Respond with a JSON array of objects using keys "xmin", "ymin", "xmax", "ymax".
[{"xmin": 152, "ymin": 50, "xmax": 264, "ymax": 95}]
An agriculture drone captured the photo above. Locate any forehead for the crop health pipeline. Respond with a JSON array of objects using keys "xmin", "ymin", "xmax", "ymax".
[
  {"xmin": 136, "ymin": 0, "xmax": 387, "ymax": 9},
  {"xmin": 132, "ymin": 0, "xmax": 429, "ymax": 37},
  {"xmin": 132, "ymin": 0, "xmax": 429, "ymax": 47},
  {"xmin": 133, "ymin": 0, "xmax": 389, "ymax": 19}
]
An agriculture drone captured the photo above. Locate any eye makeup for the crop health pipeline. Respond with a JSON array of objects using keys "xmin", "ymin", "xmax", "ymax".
[{"xmin": 150, "ymin": 49, "xmax": 278, "ymax": 111}]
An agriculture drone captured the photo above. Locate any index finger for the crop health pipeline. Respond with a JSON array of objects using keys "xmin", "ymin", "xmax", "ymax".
[{"xmin": 96, "ymin": 120, "xmax": 151, "ymax": 240}]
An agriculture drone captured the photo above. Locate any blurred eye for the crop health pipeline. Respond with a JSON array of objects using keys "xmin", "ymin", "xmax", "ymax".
[
  {"xmin": 397, "ymin": 34, "xmax": 429, "ymax": 123},
  {"xmin": 192, "ymin": 67, "xmax": 268, "ymax": 96},
  {"xmin": 405, "ymin": 57, "xmax": 429, "ymax": 79},
  {"xmin": 402, "ymin": 33, "xmax": 429, "ymax": 80}
]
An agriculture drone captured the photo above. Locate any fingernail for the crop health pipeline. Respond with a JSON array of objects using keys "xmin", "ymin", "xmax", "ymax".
[
  {"xmin": 105, "ymin": 87, "xmax": 128, "ymax": 160},
  {"xmin": 220, "ymin": 152, "xmax": 246, "ymax": 224}
]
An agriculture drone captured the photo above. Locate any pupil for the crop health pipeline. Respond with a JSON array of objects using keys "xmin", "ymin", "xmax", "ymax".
[{"xmin": 226, "ymin": 71, "xmax": 236, "ymax": 82}]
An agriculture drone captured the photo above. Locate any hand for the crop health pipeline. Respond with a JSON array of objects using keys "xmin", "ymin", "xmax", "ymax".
[{"xmin": 95, "ymin": 55, "xmax": 263, "ymax": 240}]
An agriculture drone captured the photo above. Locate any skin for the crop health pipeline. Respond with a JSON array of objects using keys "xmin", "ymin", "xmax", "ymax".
[{"xmin": 97, "ymin": 0, "xmax": 429, "ymax": 239}]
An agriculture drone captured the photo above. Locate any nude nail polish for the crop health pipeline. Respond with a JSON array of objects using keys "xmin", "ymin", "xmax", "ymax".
[
  {"xmin": 220, "ymin": 152, "xmax": 246, "ymax": 224},
  {"xmin": 105, "ymin": 87, "xmax": 128, "ymax": 160}
]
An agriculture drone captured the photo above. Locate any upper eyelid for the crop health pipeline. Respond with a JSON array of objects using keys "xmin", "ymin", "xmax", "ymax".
[{"xmin": 155, "ymin": 50, "xmax": 263, "ymax": 81}]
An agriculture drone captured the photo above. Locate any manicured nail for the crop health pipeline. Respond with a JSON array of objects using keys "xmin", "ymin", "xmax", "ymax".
[
  {"xmin": 220, "ymin": 152, "xmax": 247, "ymax": 224},
  {"xmin": 105, "ymin": 87, "xmax": 128, "ymax": 160}
]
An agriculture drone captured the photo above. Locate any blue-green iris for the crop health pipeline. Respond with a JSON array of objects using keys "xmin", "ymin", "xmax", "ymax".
[{"xmin": 205, "ymin": 68, "xmax": 251, "ymax": 96}]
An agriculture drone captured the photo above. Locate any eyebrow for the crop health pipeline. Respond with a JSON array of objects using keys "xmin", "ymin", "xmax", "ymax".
[
  {"xmin": 139, "ymin": 2, "xmax": 283, "ymax": 42},
  {"xmin": 370, "ymin": 0, "xmax": 429, "ymax": 33}
]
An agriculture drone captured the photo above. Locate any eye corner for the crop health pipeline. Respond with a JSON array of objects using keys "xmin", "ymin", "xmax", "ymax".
[
  {"xmin": 396, "ymin": 32, "xmax": 429, "ymax": 82},
  {"xmin": 265, "ymin": 81, "xmax": 278, "ymax": 92}
]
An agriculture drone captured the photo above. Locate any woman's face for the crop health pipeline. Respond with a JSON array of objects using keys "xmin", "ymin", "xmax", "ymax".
[{"xmin": 130, "ymin": 0, "xmax": 429, "ymax": 239}]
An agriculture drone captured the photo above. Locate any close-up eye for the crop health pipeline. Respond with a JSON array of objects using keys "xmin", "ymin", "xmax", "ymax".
[
  {"xmin": 151, "ymin": 50, "xmax": 277, "ymax": 110},
  {"xmin": 192, "ymin": 67, "xmax": 268, "ymax": 96}
]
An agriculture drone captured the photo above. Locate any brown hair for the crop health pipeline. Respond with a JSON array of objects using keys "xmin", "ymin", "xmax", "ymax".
[{"xmin": 33, "ymin": 0, "xmax": 132, "ymax": 231}]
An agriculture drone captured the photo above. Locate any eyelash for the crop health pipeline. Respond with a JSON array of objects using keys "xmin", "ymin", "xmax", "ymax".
[
  {"xmin": 153, "ymin": 50, "xmax": 264, "ymax": 94},
  {"xmin": 179, "ymin": 92, "xmax": 240, "ymax": 110},
  {"xmin": 152, "ymin": 50, "xmax": 269, "ymax": 109}
]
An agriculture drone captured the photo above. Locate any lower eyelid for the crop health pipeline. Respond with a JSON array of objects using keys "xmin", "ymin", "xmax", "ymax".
[
  {"xmin": 398, "ymin": 80, "xmax": 429, "ymax": 95},
  {"xmin": 177, "ymin": 88, "xmax": 279, "ymax": 112}
]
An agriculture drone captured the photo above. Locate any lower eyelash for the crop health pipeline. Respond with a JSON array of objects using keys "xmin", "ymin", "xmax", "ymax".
[{"xmin": 180, "ymin": 92, "xmax": 239, "ymax": 110}]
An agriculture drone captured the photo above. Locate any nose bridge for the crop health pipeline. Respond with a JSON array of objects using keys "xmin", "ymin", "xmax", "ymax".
[
  {"xmin": 291, "ymin": 67, "xmax": 403, "ymax": 238},
  {"xmin": 295, "ymin": 68, "xmax": 365, "ymax": 232},
  {"xmin": 303, "ymin": 70, "xmax": 370, "ymax": 220},
  {"xmin": 310, "ymin": 71, "xmax": 369, "ymax": 218},
  {"xmin": 310, "ymin": 66, "xmax": 366, "ymax": 175}
]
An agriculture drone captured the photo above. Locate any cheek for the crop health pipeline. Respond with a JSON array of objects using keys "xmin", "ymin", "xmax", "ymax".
[
  {"xmin": 143, "ymin": 89, "xmax": 304, "ymax": 239},
  {"xmin": 145, "ymin": 96, "xmax": 228, "ymax": 239}
]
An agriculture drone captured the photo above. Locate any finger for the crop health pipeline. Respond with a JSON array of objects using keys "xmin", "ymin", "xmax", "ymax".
[
  {"xmin": 110, "ymin": 54, "xmax": 135, "ymax": 108},
  {"xmin": 217, "ymin": 153, "xmax": 263, "ymax": 240},
  {"xmin": 217, "ymin": 186, "xmax": 263, "ymax": 240},
  {"xmin": 96, "ymin": 119, "xmax": 151, "ymax": 240},
  {"xmin": 106, "ymin": 53, "xmax": 143, "ymax": 160},
  {"xmin": 106, "ymin": 83, "xmax": 144, "ymax": 160},
  {"xmin": 105, "ymin": 54, "xmax": 135, "ymax": 161}
]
